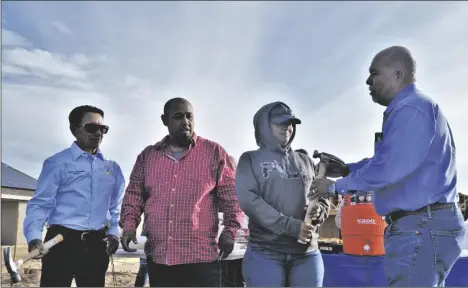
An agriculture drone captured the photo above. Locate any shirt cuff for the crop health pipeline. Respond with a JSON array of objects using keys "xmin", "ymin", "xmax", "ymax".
[
  {"xmin": 108, "ymin": 224, "xmax": 121, "ymax": 238},
  {"xmin": 119, "ymin": 219, "xmax": 138, "ymax": 233},
  {"xmin": 347, "ymin": 163, "xmax": 360, "ymax": 174},
  {"xmin": 26, "ymin": 230, "xmax": 43, "ymax": 244},
  {"xmin": 335, "ymin": 179, "xmax": 347, "ymax": 195}
]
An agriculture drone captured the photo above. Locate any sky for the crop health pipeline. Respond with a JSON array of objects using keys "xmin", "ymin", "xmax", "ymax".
[{"xmin": 2, "ymin": 1, "xmax": 467, "ymax": 194}]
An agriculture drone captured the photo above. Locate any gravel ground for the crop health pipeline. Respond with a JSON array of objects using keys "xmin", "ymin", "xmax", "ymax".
[{"xmin": 1, "ymin": 258, "xmax": 145, "ymax": 287}]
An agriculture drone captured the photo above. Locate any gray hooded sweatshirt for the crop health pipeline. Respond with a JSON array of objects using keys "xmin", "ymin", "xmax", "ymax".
[{"xmin": 236, "ymin": 102, "xmax": 330, "ymax": 254}]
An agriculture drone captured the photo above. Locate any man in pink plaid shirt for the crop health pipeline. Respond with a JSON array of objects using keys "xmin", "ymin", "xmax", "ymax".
[{"xmin": 119, "ymin": 97, "xmax": 244, "ymax": 287}]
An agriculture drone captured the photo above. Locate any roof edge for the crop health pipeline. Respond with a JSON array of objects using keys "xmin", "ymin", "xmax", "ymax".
[{"xmin": 1, "ymin": 162, "xmax": 38, "ymax": 182}]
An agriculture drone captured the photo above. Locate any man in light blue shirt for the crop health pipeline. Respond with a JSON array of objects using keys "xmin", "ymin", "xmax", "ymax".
[
  {"xmin": 23, "ymin": 105, "xmax": 125, "ymax": 287},
  {"xmin": 311, "ymin": 46, "xmax": 466, "ymax": 287}
]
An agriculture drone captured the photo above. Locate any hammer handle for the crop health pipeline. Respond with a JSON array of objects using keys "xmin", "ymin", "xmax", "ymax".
[
  {"xmin": 297, "ymin": 162, "xmax": 327, "ymax": 244},
  {"xmin": 21, "ymin": 234, "xmax": 64, "ymax": 263},
  {"xmin": 316, "ymin": 162, "xmax": 327, "ymax": 179},
  {"xmin": 298, "ymin": 195, "xmax": 320, "ymax": 244}
]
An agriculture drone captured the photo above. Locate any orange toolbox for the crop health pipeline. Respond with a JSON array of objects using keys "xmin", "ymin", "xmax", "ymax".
[{"xmin": 341, "ymin": 193, "xmax": 387, "ymax": 256}]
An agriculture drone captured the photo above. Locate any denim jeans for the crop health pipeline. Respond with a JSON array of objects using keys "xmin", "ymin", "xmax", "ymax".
[
  {"xmin": 134, "ymin": 257, "xmax": 149, "ymax": 287},
  {"xmin": 384, "ymin": 205, "xmax": 466, "ymax": 287},
  {"xmin": 242, "ymin": 245, "xmax": 324, "ymax": 287}
]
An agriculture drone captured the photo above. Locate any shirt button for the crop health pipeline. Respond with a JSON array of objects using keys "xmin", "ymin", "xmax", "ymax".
[
  {"xmin": 168, "ymin": 236, "xmax": 172, "ymax": 240},
  {"xmin": 171, "ymin": 188, "xmax": 175, "ymax": 192},
  {"xmin": 174, "ymin": 175, "xmax": 177, "ymax": 178},
  {"xmin": 169, "ymin": 220, "xmax": 173, "ymax": 224},
  {"xmin": 170, "ymin": 204, "xmax": 174, "ymax": 207}
]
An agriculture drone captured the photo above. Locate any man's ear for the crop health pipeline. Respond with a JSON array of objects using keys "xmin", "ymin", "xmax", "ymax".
[
  {"xmin": 69, "ymin": 125, "xmax": 77, "ymax": 137},
  {"xmin": 396, "ymin": 69, "xmax": 405, "ymax": 81},
  {"xmin": 393, "ymin": 63, "xmax": 405, "ymax": 82},
  {"xmin": 161, "ymin": 114, "xmax": 168, "ymax": 126}
]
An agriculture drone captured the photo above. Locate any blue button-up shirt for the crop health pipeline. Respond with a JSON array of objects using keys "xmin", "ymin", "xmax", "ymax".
[
  {"xmin": 24, "ymin": 142, "xmax": 126, "ymax": 243},
  {"xmin": 336, "ymin": 83, "xmax": 458, "ymax": 216}
]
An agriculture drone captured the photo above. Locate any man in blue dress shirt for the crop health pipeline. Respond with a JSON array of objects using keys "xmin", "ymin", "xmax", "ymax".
[
  {"xmin": 311, "ymin": 46, "xmax": 466, "ymax": 287},
  {"xmin": 23, "ymin": 105, "xmax": 126, "ymax": 287}
]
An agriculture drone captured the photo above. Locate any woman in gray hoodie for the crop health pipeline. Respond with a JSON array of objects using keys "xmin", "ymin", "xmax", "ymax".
[{"xmin": 236, "ymin": 101, "xmax": 330, "ymax": 287}]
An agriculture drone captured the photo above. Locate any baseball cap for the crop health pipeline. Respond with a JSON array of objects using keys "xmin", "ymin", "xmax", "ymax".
[{"xmin": 270, "ymin": 104, "xmax": 302, "ymax": 125}]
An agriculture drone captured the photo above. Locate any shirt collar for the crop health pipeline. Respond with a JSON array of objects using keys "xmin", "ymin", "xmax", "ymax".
[
  {"xmin": 154, "ymin": 133, "xmax": 198, "ymax": 150},
  {"xmin": 384, "ymin": 83, "xmax": 416, "ymax": 117},
  {"xmin": 70, "ymin": 142, "xmax": 105, "ymax": 160}
]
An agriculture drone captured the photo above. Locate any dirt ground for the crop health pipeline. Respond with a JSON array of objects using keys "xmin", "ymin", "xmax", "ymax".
[{"xmin": 1, "ymin": 245, "xmax": 146, "ymax": 287}]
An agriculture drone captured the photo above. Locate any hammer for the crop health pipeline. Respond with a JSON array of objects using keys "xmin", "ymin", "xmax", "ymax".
[
  {"xmin": 3, "ymin": 234, "xmax": 64, "ymax": 284},
  {"xmin": 298, "ymin": 150, "xmax": 344, "ymax": 244}
]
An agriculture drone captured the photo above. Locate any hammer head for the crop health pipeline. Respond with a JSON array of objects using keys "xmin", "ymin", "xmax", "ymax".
[
  {"xmin": 312, "ymin": 150, "xmax": 345, "ymax": 165},
  {"xmin": 3, "ymin": 246, "xmax": 21, "ymax": 284},
  {"xmin": 312, "ymin": 150, "xmax": 350, "ymax": 177}
]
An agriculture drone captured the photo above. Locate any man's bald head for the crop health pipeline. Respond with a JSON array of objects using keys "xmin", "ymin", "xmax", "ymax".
[
  {"xmin": 366, "ymin": 46, "xmax": 417, "ymax": 106},
  {"xmin": 163, "ymin": 97, "xmax": 192, "ymax": 116},
  {"xmin": 375, "ymin": 46, "xmax": 416, "ymax": 83}
]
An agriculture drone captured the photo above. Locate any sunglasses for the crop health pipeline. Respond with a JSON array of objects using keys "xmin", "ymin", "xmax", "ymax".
[{"xmin": 78, "ymin": 123, "xmax": 109, "ymax": 134}]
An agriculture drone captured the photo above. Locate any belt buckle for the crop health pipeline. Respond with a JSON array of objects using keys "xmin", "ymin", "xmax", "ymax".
[{"xmin": 81, "ymin": 231, "xmax": 90, "ymax": 240}]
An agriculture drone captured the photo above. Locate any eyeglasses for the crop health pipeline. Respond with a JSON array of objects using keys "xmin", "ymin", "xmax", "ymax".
[{"xmin": 77, "ymin": 123, "xmax": 109, "ymax": 134}]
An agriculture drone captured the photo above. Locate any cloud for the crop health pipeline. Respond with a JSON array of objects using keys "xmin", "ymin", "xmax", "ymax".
[
  {"xmin": 3, "ymin": 48, "xmax": 87, "ymax": 80},
  {"xmin": 2, "ymin": 29, "xmax": 32, "ymax": 47},
  {"xmin": 52, "ymin": 21, "xmax": 71, "ymax": 35},
  {"xmin": 2, "ymin": 1, "xmax": 467, "ymax": 195}
]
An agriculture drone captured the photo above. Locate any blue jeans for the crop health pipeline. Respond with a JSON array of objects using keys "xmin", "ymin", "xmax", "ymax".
[
  {"xmin": 384, "ymin": 205, "xmax": 466, "ymax": 287},
  {"xmin": 134, "ymin": 257, "xmax": 149, "ymax": 287},
  {"xmin": 242, "ymin": 246, "xmax": 324, "ymax": 287}
]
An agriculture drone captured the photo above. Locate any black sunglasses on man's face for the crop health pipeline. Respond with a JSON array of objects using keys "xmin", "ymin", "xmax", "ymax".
[{"xmin": 77, "ymin": 123, "xmax": 109, "ymax": 134}]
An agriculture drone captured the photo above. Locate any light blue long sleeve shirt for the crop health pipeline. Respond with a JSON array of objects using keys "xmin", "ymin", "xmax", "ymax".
[
  {"xmin": 336, "ymin": 84, "xmax": 458, "ymax": 216},
  {"xmin": 23, "ymin": 142, "xmax": 126, "ymax": 243}
]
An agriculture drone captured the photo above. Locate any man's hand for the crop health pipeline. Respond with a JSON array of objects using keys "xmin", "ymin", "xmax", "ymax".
[
  {"xmin": 218, "ymin": 233, "xmax": 235, "ymax": 260},
  {"xmin": 106, "ymin": 235, "xmax": 120, "ymax": 255},
  {"xmin": 120, "ymin": 230, "xmax": 138, "ymax": 252},
  {"xmin": 309, "ymin": 178, "xmax": 336, "ymax": 197},
  {"xmin": 28, "ymin": 239, "xmax": 49, "ymax": 259},
  {"xmin": 298, "ymin": 222, "xmax": 314, "ymax": 243}
]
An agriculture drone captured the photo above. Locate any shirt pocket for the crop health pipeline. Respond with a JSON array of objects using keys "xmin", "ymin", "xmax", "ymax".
[
  {"xmin": 187, "ymin": 175, "xmax": 216, "ymax": 195},
  {"xmin": 145, "ymin": 167, "xmax": 171, "ymax": 200},
  {"xmin": 186, "ymin": 162, "xmax": 216, "ymax": 194},
  {"xmin": 61, "ymin": 163, "xmax": 91, "ymax": 186},
  {"xmin": 96, "ymin": 163, "xmax": 116, "ymax": 195}
]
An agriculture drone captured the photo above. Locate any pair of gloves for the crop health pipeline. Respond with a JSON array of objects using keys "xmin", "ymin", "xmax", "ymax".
[
  {"xmin": 28, "ymin": 235, "xmax": 120, "ymax": 258},
  {"xmin": 120, "ymin": 230, "xmax": 235, "ymax": 260}
]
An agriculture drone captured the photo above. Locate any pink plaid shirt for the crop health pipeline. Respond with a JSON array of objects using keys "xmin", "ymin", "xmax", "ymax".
[{"xmin": 119, "ymin": 133, "xmax": 244, "ymax": 265}]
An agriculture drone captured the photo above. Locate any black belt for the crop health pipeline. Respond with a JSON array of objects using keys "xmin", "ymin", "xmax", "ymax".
[
  {"xmin": 386, "ymin": 202, "xmax": 455, "ymax": 224},
  {"xmin": 47, "ymin": 224, "xmax": 107, "ymax": 241}
]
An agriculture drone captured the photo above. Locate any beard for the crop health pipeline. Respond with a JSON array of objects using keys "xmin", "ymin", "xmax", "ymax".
[
  {"xmin": 173, "ymin": 132, "xmax": 193, "ymax": 146},
  {"xmin": 372, "ymin": 94, "xmax": 389, "ymax": 106}
]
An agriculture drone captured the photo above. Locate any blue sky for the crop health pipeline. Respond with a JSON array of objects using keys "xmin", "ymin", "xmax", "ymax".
[{"xmin": 2, "ymin": 1, "xmax": 467, "ymax": 194}]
